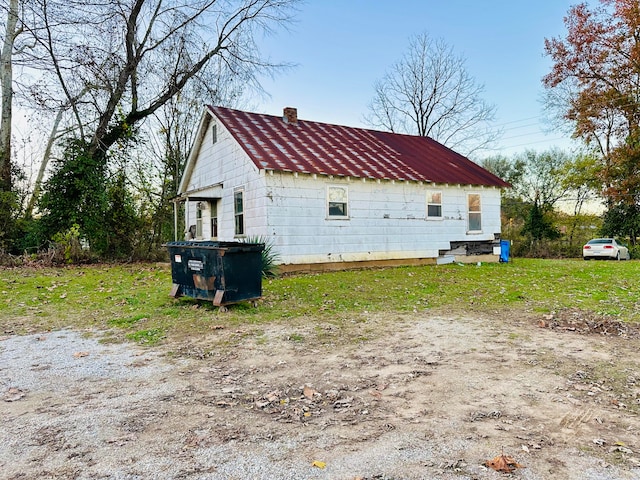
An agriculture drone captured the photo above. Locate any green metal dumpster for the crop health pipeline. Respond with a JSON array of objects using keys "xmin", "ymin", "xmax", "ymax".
[{"xmin": 164, "ymin": 241, "xmax": 264, "ymax": 308}]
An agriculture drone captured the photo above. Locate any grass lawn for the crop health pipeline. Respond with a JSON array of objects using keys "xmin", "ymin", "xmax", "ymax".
[{"xmin": 2, "ymin": 258, "xmax": 639, "ymax": 345}]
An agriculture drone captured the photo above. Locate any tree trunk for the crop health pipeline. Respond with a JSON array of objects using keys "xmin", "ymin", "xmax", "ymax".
[
  {"xmin": 0, "ymin": 0, "xmax": 20, "ymax": 192},
  {"xmin": 26, "ymin": 107, "xmax": 64, "ymax": 217}
]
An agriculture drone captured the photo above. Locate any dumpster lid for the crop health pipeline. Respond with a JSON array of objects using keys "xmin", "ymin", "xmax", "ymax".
[{"xmin": 164, "ymin": 241, "xmax": 264, "ymax": 252}]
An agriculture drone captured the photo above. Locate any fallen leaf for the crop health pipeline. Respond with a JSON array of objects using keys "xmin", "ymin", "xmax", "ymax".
[
  {"xmin": 485, "ymin": 453, "xmax": 525, "ymax": 473},
  {"xmin": 311, "ymin": 460, "xmax": 326, "ymax": 469},
  {"xmin": 303, "ymin": 385, "xmax": 316, "ymax": 399},
  {"xmin": 73, "ymin": 351, "xmax": 90, "ymax": 358}
]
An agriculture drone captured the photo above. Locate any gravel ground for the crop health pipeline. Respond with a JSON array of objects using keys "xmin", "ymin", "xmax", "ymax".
[
  {"xmin": 0, "ymin": 330, "xmax": 171, "ymax": 392},
  {"xmin": 2, "ymin": 315, "xmax": 640, "ymax": 480}
]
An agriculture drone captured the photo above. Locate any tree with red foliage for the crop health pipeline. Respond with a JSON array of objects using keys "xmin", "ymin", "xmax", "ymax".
[
  {"xmin": 544, "ymin": 0, "xmax": 640, "ymax": 240},
  {"xmin": 544, "ymin": 0, "xmax": 640, "ymax": 156}
]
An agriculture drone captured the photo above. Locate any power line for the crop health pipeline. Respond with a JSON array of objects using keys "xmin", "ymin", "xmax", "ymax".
[
  {"xmin": 492, "ymin": 115, "xmax": 543, "ymax": 128},
  {"xmin": 505, "ymin": 137, "xmax": 573, "ymax": 149}
]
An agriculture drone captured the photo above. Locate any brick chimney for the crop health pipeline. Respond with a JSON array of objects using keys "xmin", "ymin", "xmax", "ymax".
[{"xmin": 283, "ymin": 107, "xmax": 298, "ymax": 125}]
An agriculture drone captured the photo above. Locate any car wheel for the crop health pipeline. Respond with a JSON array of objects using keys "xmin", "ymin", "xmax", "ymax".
[
  {"xmin": 616, "ymin": 251, "xmax": 620, "ymax": 260},
  {"xmin": 583, "ymin": 257, "xmax": 590, "ymax": 261}
]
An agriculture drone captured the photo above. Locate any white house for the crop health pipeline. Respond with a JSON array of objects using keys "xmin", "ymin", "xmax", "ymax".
[{"xmin": 176, "ymin": 106, "xmax": 510, "ymax": 272}]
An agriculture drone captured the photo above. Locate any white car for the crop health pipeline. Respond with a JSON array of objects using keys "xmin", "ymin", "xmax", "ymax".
[{"xmin": 582, "ymin": 238, "xmax": 630, "ymax": 261}]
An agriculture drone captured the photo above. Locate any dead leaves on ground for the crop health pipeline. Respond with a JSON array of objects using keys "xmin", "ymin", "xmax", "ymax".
[
  {"xmin": 303, "ymin": 385, "xmax": 316, "ymax": 400},
  {"xmin": 537, "ymin": 310, "xmax": 639, "ymax": 338},
  {"xmin": 238, "ymin": 382, "xmax": 378, "ymax": 424},
  {"xmin": 485, "ymin": 452, "xmax": 525, "ymax": 473}
]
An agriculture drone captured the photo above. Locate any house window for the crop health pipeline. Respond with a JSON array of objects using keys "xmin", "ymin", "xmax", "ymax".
[
  {"xmin": 234, "ymin": 189, "xmax": 244, "ymax": 236},
  {"xmin": 468, "ymin": 193, "xmax": 482, "ymax": 232},
  {"xmin": 211, "ymin": 200, "xmax": 218, "ymax": 238},
  {"xmin": 427, "ymin": 191, "xmax": 442, "ymax": 219},
  {"xmin": 212, "ymin": 123, "xmax": 217, "ymax": 144},
  {"xmin": 196, "ymin": 202, "xmax": 205, "ymax": 238},
  {"xmin": 327, "ymin": 186, "xmax": 348, "ymax": 218}
]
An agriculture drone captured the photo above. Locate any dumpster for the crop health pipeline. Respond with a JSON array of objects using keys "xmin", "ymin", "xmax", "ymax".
[
  {"xmin": 499, "ymin": 239, "xmax": 510, "ymax": 263},
  {"xmin": 165, "ymin": 241, "xmax": 264, "ymax": 308}
]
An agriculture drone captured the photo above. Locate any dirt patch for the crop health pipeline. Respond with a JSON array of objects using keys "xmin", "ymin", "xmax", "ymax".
[{"xmin": 1, "ymin": 311, "xmax": 640, "ymax": 479}]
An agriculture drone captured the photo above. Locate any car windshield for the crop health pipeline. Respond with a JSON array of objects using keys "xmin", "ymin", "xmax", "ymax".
[{"xmin": 588, "ymin": 239, "xmax": 613, "ymax": 245}]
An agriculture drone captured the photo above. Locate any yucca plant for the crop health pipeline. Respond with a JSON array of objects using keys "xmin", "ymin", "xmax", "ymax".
[{"xmin": 242, "ymin": 235, "xmax": 281, "ymax": 278}]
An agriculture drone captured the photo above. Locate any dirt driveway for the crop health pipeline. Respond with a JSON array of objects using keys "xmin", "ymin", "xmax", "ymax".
[{"xmin": 2, "ymin": 311, "xmax": 640, "ymax": 479}]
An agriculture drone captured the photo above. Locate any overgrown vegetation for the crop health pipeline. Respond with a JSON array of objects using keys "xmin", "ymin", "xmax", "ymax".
[
  {"xmin": 0, "ymin": 0, "xmax": 298, "ymax": 260},
  {"xmin": 2, "ymin": 259, "xmax": 639, "ymax": 345}
]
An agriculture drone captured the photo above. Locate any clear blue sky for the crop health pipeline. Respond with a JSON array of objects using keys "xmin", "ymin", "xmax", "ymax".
[{"xmin": 256, "ymin": 0, "xmax": 579, "ymax": 159}]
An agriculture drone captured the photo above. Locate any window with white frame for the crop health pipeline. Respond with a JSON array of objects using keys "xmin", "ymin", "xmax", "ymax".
[
  {"xmin": 426, "ymin": 191, "xmax": 442, "ymax": 219},
  {"xmin": 211, "ymin": 200, "xmax": 219, "ymax": 238},
  {"xmin": 211, "ymin": 123, "xmax": 218, "ymax": 144},
  {"xmin": 234, "ymin": 189, "xmax": 244, "ymax": 236},
  {"xmin": 196, "ymin": 202, "xmax": 205, "ymax": 238},
  {"xmin": 327, "ymin": 185, "xmax": 348, "ymax": 218},
  {"xmin": 467, "ymin": 193, "xmax": 482, "ymax": 232}
]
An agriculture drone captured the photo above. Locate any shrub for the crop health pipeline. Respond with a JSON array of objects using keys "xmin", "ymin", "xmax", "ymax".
[
  {"xmin": 51, "ymin": 224, "xmax": 91, "ymax": 264},
  {"xmin": 242, "ymin": 235, "xmax": 281, "ymax": 278}
]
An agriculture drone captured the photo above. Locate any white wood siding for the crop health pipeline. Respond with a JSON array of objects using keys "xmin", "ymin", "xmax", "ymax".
[
  {"xmin": 183, "ymin": 118, "xmax": 267, "ymax": 240},
  {"xmin": 261, "ymin": 172, "xmax": 501, "ymax": 265}
]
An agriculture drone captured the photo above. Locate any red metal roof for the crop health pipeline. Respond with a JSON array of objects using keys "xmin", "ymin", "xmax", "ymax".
[{"xmin": 209, "ymin": 106, "xmax": 510, "ymax": 188}]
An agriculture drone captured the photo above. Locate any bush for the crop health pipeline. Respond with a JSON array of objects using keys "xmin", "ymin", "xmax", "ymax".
[
  {"xmin": 51, "ymin": 224, "xmax": 92, "ymax": 264},
  {"xmin": 628, "ymin": 244, "xmax": 640, "ymax": 260},
  {"xmin": 243, "ymin": 235, "xmax": 281, "ymax": 278}
]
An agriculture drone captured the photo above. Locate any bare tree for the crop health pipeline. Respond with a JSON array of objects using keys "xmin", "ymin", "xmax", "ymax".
[
  {"xmin": 0, "ymin": 0, "xmax": 22, "ymax": 192},
  {"xmin": 514, "ymin": 149, "xmax": 572, "ymax": 210},
  {"xmin": 365, "ymin": 33, "xmax": 499, "ymax": 157},
  {"xmin": 129, "ymin": 56, "xmax": 250, "ymax": 253},
  {"xmin": 26, "ymin": 0, "xmax": 298, "ymax": 164},
  {"xmin": 21, "ymin": 0, "xmax": 298, "ymax": 256},
  {"xmin": 25, "ymin": 105, "xmax": 62, "ymax": 217}
]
